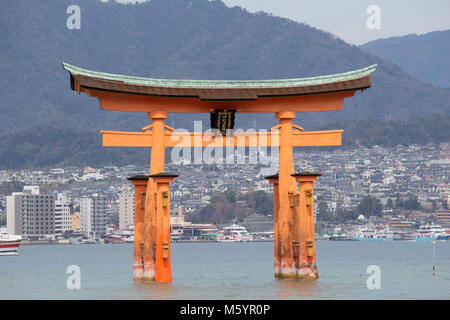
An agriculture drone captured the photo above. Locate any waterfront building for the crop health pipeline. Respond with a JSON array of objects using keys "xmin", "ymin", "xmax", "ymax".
[
  {"xmin": 6, "ymin": 186, "xmax": 56, "ymax": 239},
  {"xmin": 72, "ymin": 212, "xmax": 80, "ymax": 232},
  {"xmin": 436, "ymin": 210, "xmax": 450, "ymax": 227},
  {"xmin": 119, "ymin": 191, "xmax": 134, "ymax": 230},
  {"xmin": 80, "ymin": 194, "xmax": 107, "ymax": 237},
  {"xmin": 242, "ymin": 213, "xmax": 273, "ymax": 233},
  {"xmin": 54, "ymin": 193, "xmax": 72, "ymax": 236}
]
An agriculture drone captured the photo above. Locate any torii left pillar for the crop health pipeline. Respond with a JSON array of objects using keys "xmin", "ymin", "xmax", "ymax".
[{"xmin": 277, "ymin": 111, "xmax": 300, "ymax": 278}]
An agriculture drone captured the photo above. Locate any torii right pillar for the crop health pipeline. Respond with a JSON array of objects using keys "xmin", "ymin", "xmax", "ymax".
[{"xmin": 267, "ymin": 110, "xmax": 321, "ymax": 280}]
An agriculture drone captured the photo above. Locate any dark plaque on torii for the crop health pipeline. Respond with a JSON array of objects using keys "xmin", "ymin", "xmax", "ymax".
[{"xmin": 210, "ymin": 109, "xmax": 236, "ymax": 135}]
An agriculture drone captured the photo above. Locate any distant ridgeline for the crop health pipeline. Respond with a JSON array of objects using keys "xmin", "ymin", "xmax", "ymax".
[
  {"xmin": 0, "ymin": 114, "xmax": 448, "ymax": 169},
  {"xmin": 322, "ymin": 113, "xmax": 450, "ymax": 149}
]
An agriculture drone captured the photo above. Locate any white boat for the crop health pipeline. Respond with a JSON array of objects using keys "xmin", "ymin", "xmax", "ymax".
[
  {"xmin": 217, "ymin": 230, "xmax": 239, "ymax": 242},
  {"xmin": 353, "ymin": 225, "xmax": 393, "ymax": 241},
  {"xmin": 413, "ymin": 224, "xmax": 449, "ymax": 241},
  {"xmin": 0, "ymin": 227, "xmax": 21, "ymax": 256},
  {"xmin": 170, "ymin": 228, "xmax": 183, "ymax": 242},
  {"xmin": 217, "ymin": 224, "xmax": 253, "ymax": 242}
]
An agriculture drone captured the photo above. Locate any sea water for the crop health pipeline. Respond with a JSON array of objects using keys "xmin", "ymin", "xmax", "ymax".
[{"xmin": 0, "ymin": 241, "xmax": 449, "ymax": 299}]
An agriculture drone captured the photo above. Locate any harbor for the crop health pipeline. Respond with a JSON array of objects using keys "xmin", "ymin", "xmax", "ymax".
[{"xmin": 5, "ymin": 219, "xmax": 449, "ymax": 252}]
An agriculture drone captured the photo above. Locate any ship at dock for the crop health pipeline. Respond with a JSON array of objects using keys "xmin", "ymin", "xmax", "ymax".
[
  {"xmin": 352, "ymin": 225, "xmax": 394, "ymax": 241},
  {"xmin": 0, "ymin": 227, "xmax": 21, "ymax": 256},
  {"xmin": 217, "ymin": 224, "xmax": 254, "ymax": 242},
  {"xmin": 413, "ymin": 224, "xmax": 449, "ymax": 241}
]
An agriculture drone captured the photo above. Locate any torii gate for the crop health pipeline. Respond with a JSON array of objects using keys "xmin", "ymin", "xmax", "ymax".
[{"xmin": 63, "ymin": 62, "xmax": 376, "ymax": 282}]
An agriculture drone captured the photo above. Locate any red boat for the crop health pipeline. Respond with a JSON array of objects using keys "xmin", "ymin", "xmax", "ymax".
[
  {"xmin": 0, "ymin": 228, "xmax": 21, "ymax": 256},
  {"xmin": 103, "ymin": 235, "xmax": 126, "ymax": 244}
]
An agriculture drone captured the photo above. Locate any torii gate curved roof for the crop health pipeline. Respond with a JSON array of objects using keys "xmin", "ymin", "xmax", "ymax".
[{"xmin": 62, "ymin": 62, "xmax": 376, "ymax": 113}]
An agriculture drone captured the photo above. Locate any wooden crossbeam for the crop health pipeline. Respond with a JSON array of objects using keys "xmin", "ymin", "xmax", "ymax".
[{"xmin": 101, "ymin": 129, "xmax": 343, "ymax": 148}]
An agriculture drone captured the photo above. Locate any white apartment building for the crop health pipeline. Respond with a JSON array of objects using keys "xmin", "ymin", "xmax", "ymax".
[
  {"xmin": 119, "ymin": 191, "xmax": 134, "ymax": 230},
  {"xmin": 54, "ymin": 193, "xmax": 72, "ymax": 236},
  {"xmin": 6, "ymin": 186, "xmax": 56, "ymax": 238},
  {"xmin": 80, "ymin": 194, "xmax": 107, "ymax": 237}
]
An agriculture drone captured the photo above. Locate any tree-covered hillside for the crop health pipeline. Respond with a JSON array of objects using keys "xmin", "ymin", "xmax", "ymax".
[{"xmin": 1, "ymin": 0, "xmax": 449, "ymax": 137}]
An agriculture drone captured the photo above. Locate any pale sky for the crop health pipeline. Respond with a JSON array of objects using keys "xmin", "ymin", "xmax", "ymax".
[{"xmin": 113, "ymin": 0, "xmax": 450, "ymax": 45}]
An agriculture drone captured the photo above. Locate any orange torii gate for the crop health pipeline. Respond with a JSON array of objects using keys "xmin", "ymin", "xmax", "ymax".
[{"xmin": 63, "ymin": 62, "xmax": 376, "ymax": 282}]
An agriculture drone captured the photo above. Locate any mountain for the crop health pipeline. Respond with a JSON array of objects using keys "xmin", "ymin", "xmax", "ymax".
[
  {"xmin": 1, "ymin": 114, "xmax": 448, "ymax": 169},
  {"xmin": 322, "ymin": 114, "xmax": 450, "ymax": 149},
  {"xmin": 360, "ymin": 30, "xmax": 450, "ymax": 88},
  {"xmin": 1, "ymin": 0, "xmax": 449, "ymax": 137},
  {"xmin": 0, "ymin": 126, "xmax": 149, "ymax": 169}
]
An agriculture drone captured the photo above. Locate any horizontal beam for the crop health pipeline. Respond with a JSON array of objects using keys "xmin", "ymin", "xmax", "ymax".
[
  {"xmin": 292, "ymin": 129, "xmax": 342, "ymax": 146},
  {"xmin": 89, "ymin": 89, "xmax": 355, "ymax": 113},
  {"xmin": 101, "ymin": 130, "xmax": 343, "ymax": 148}
]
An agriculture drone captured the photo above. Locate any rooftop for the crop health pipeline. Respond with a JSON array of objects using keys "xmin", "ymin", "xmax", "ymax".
[{"xmin": 63, "ymin": 62, "xmax": 376, "ymax": 101}]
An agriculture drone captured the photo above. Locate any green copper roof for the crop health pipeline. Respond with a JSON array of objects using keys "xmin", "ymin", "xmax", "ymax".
[{"xmin": 62, "ymin": 62, "xmax": 377, "ymax": 89}]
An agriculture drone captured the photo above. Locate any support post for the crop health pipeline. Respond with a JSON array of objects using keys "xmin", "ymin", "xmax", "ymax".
[
  {"xmin": 149, "ymin": 111, "xmax": 168, "ymax": 174},
  {"xmin": 127, "ymin": 175, "xmax": 150, "ymax": 280},
  {"xmin": 292, "ymin": 172, "xmax": 321, "ymax": 279},
  {"xmin": 275, "ymin": 111, "xmax": 298, "ymax": 278},
  {"xmin": 265, "ymin": 175, "xmax": 280, "ymax": 277},
  {"xmin": 150, "ymin": 173, "xmax": 178, "ymax": 283},
  {"xmin": 129, "ymin": 111, "xmax": 169, "ymax": 281},
  {"xmin": 142, "ymin": 179, "xmax": 156, "ymax": 281}
]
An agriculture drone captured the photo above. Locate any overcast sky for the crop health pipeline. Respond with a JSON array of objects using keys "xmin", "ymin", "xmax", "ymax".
[{"xmin": 114, "ymin": 0, "xmax": 450, "ymax": 45}]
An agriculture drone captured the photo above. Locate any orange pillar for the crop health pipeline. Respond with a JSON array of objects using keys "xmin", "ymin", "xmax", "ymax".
[
  {"xmin": 149, "ymin": 111, "xmax": 167, "ymax": 174},
  {"xmin": 150, "ymin": 173, "xmax": 178, "ymax": 283},
  {"xmin": 292, "ymin": 172, "xmax": 321, "ymax": 279},
  {"xmin": 134, "ymin": 111, "xmax": 168, "ymax": 281},
  {"xmin": 275, "ymin": 111, "xmax": 298, "ymax": 278},
  {"xmin": 142, "ymin": 179, "xmax": 156, "ymax": 281},
  {"xmin": 127, "ymin": 176, "xmax": 149, "ymax": 280},
  {"xmin": 265, "ymin": 175, "xmax": 280, "ymax": 277}
]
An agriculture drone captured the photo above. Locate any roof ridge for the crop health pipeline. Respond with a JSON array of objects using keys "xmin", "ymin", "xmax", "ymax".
[{"xmin": 62, "ymin": 62, "xmax": 377, "ymax": 89}]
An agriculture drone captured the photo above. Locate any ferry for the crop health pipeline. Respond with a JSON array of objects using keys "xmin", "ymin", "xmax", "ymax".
[
  {"xmin": 217, "ymin": 224, "xmax": 253, "ymax": 242},
  {"xmin": 0, "ymin": 227, "xmax": 21, "ymax": 256},
  {"xmin": 70, "ymin": 235, "xmax": 104, "ymax": 244},
  {"xmin": 413, "ymin": 224, "xmax": 449, "ymax": 241},
  {"xmin": 103, "ymin": 235, "xmax": 126, "ymax": 244},
  {"xmin": 171, "ymin": 228, "xmax": 183, "ymax": 242},
  {"xmin": 353, "ymin": 225, "xmax": 394, "ymax": 241}
]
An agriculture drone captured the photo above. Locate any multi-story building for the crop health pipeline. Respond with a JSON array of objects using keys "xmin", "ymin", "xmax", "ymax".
[
  {"xmin": 436, "ymin": 210, "xmax": 450, "ymax": 227},
  {"xmin": 72, "ymin": 212, "xmax": 80, "ymax": 232},
  {"xmin": 119, "ymin": 191, "xmax": 134, "ymax": 230},
  {"xmin": 80, "ymin": 194, "xmax": 107, "ymax": 237},
  {"xmin": 6, "ymin": 186, "xmax": 56, "ymax": 238},
  {"xmin": 54, "ymin": 193, "xmax": 72, "ymax": 236}
]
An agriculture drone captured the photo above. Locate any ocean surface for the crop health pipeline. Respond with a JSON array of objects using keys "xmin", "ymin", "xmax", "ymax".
[{"xmin": 1, "ymin": 241, "xmax": 449, "ymax": 300}]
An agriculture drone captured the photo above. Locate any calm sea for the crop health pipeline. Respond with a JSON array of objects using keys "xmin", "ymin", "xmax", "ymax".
[{"xmin": 0, "ymin": 241, "xmax": 449, "ymax": 300}]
